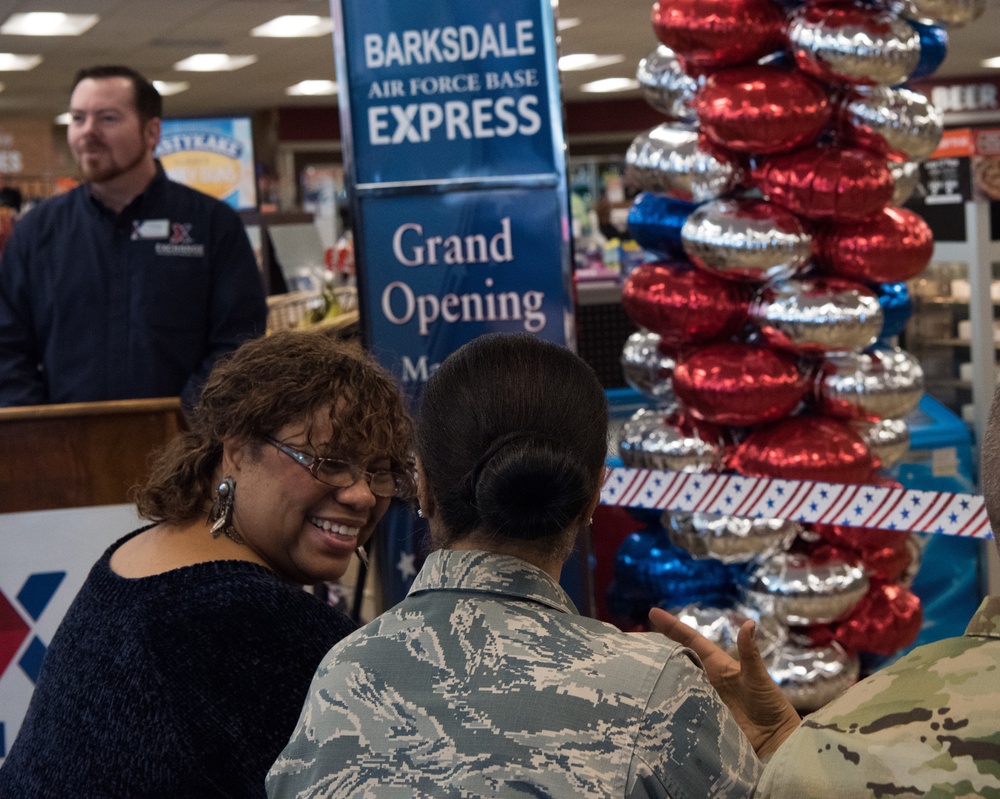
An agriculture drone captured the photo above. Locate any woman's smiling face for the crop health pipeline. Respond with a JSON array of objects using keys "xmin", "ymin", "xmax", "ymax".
[{"xmin": 223, "ymin": 406, "xmax": 392, "ymax": 585}]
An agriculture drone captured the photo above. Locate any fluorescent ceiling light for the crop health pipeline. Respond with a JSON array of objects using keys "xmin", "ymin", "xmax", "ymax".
[
  {"xmin": 559, "ymin": 53, "xmax": 625, "ymax": 71},
  {"xmin": 983, "ymin": 56, "xmax": 1000, "ymax": 68},
  {"xmin": 0, "ymin": 12, "xmax": 99, "ymax": 36},
  {"xmin": 55, "ymin": 111, "xmax": 71, "ymax": 125},
  {"xmin": 286, "ymin": 79, "xmax": 338, "ymax": 96},
  {"xmin": 0, "ymin": 53, "xmax": 42, "ymax": 71},
  {"xmin": 152, "ymin": 80, "xmax": 190, "ymax": 96},
  {"xmin": 252, "ymin": 15, "xmax": 333, "ymax": 37},
  {"xmin": 557, "ymin": 17, "xmax": 581, "ymax": 31},
  {"xmin": 173, "ymin": 54, "xmax": 257, "ymax": 72},
  {"xmin": 581, "ymin": 77, "xmax": 640, "ymax": 93}
]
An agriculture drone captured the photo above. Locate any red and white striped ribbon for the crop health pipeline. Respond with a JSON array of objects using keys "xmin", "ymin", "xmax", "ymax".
[{"xmin": 600, "ymin": 468, "xmax": 992, "ymax": 538}]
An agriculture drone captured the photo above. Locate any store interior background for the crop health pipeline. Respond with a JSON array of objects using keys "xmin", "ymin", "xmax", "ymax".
[{"xmin": 3, "ymin": 0, "xmax": 1000, "ymax": 613}]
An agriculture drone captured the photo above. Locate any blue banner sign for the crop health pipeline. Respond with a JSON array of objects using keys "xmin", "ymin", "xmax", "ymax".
[
  {"xmin": 335, "ymin": 0, "xmax": 562, "ymax": 186},
  {"xmin": 332, "ymin": 0, "xmax": 574, "ymax": 608},
  {"xmin": 359, "ymin": 189, "xmax": 572, "ymax": 396}
]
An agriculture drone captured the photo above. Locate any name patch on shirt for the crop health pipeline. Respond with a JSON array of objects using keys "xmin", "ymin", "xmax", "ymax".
[{"xmin": 131, "ymin": 218, "xmax": 170, "ymax": 240}]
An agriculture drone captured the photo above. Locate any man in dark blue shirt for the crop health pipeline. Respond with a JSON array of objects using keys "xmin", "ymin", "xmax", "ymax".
[{"xmin": 0, "ymin": 65, "xmax": 267, "ymax": 411}]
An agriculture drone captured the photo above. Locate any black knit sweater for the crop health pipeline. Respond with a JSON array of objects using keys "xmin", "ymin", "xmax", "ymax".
[{"xmin": 0, "ymin": 527, "xmax": 355, "ymax": 798}]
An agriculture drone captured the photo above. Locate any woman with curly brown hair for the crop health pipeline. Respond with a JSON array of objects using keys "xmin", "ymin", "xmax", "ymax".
[{"xmin": 0, "ymin": 330, "xmax": 414, "ymax": 799}]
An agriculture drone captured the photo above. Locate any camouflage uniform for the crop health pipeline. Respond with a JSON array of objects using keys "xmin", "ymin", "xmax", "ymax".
[
  {"xmin": 756, "ymin": 595, "xmax": 1000, "ymax": 799},
  {"xmin": 267, "ymin": 549, "xmax": 760, "ymax": 799}
]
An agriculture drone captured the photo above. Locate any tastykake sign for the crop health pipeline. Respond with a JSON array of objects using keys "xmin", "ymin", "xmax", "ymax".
[{"xmin": 331, "ymin": 0, "xmax": 573, "ymax": 401}]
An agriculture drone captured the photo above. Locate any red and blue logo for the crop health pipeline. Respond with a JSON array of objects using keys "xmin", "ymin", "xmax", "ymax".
[{"xmin": 0, "ymin": 572, "xmax": 65, "ymax": 757}]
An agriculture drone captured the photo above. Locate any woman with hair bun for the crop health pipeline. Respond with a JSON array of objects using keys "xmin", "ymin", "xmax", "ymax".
[{"xmin": 268, "ymin": 333, "xmax": 777, "ymax": 799}]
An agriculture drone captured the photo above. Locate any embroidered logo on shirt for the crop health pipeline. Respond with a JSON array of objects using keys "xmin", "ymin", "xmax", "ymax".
[
  {"xmin": 154, "ymin": 221, "xmax": 205, "ymax": 257},
  {"xmin": 169, "ymin": 223, "xmax": 194, "ymax": 245}
]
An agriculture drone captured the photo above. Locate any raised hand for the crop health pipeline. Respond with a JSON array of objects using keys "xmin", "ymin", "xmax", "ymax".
[{"xmin": 648, "ymin": 607, "xmax": 801, "ymax": 759}]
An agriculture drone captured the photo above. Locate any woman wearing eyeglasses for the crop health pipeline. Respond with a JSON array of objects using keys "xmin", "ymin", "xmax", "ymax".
[{"xmin": 0, "ymin": 331, "xmax": 414, "ymax": 799}]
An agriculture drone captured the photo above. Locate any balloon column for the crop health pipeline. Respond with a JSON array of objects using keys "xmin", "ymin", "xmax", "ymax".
[{"xmin": 610, "ymin": 0, "xmax": 982, "ymax": 712}]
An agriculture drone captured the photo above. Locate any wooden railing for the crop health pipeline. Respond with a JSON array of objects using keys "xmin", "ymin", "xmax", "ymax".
[{"xmin": 0, "ymin": 397, "xmax": 186, "ymax": 513}]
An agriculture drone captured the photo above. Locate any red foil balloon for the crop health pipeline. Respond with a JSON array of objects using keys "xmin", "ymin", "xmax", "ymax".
[
  {"xmin": 812, "ymin": 524, "xmax": 912, "ymax": 583},
  {"xmin": 815, "ymin": 206, "xmax": 934, "ymax": 283},
  {"xmin": 621, "ymin": 261, "xmax": 748, "ymax": 348},
  {"xmin": 835, "ymin": 582, "xmax": 923, "ymax": 656},
  {"xmin": 673, "ymin": 343, "xmax": 808, "ymax": 426},
  {"xmin": 754, "ymin": 146, "xmax": 894, "ymax": 222},
  {"xmin": 728, "ymin": 416, "xmax": 877, "ymax": 484},
  {"xmin": 697, "ymin": 66, "xmax": 832, "ymax": 155},
  {"xmin": 651, "ymin": 0, "xmax": 787, "ymax": 70},
  {"xmin": 811, "ymin": 536, "xmax": 911, "ymax": 584}
]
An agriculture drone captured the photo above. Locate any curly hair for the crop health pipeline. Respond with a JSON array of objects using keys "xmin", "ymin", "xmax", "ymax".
[{"xmin": 132, "ymin": 331, "xmax": 414, "ymax": 524}]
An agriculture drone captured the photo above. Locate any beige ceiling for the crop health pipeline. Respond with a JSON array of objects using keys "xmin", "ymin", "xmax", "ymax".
[{"xmin": 0, "ymin": 0, "xmax": 998, "ymax": 121}]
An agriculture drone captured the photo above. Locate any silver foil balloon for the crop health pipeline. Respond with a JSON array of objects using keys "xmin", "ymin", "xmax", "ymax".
[
  {"xmin": 788, "ymin": 4, "xmax": 921, "ymax": 86},
  {"xmin": 635, "ymin": 45, "xmax": 700, "ymax": 121},
  {"xmin": 886, "ymin": 0, "xmax": 985, "ymax": 26},
  {"xmin": 839, "ymin": 86, "xmax": 944, "ymax": 162},
  {"xmin": 664, "ymin": 511, "xmax": 801, "ymax": 564},
  {"xmin": 741, "ymin": 551, "xmax": 870, "ymax": 626},
  {"xmin": 851, "ymin": 417, "xmax": 911, "ymax": 469},
  {"xmin": 625, "ymin": 123, "xmax": 744, "ymax": 203},
  {"xmin": 901, "ymin": 533, "xmax": 927, "ymax": 587},
  {"xmin": 620, "ymin": 331, "xmax": 678, "ymax": 407},
  {"xmin": 618, "ymin": 409, "xmax": 721, "ymax": 472},
  {"xmin": 768, "ymin": 637, "xmax": 860, "ymax": 713},
  {"xmin": 671, "ymin": 603, "xmax": 787, "ymax": 661},
  {"xmin": 750, "ymin": 277, "xmax": 883, "ymax": 354},
  {"xmin": 816, "ymin": 346, "xmax": 925, "ymax": 421},
  {"xmin": 889, "ymin": 158, "xmax": 922, "ymax": 205},
  {"xmin": 681, "ymin": 199, "xmax": 813, "ymax": 284}
]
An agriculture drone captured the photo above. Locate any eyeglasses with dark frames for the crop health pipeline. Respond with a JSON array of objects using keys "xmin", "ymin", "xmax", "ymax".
[{"xmin": 261, "ymin": 436, "xmax": 411, "ymax": 499}]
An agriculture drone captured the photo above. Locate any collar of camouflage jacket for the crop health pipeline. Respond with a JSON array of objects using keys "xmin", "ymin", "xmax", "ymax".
[{"xmin": 408, "ymin": 549, "xmax": 578, "ymax": 615}]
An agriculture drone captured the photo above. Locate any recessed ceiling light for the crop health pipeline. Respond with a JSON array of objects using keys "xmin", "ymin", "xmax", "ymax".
[
  {"xmin": 581, "ymin": 77, "xmax": 640, "ymax": 94},
  {"xmin": 557, "ymin": 17, "xmax": 581, "ymax": 31},
  {"xmin": 252, "ymin": 15, "xmax": 333, "ymax": 37},
  {"xmin": 286, "ymin": 79, "xmax": 338, "ymax": 96},
  {"xmin": 173, "ymin": 54, "xmax": 257, "ymax": 72},
  {"xmin": 152, "ymin": 80, "xmax": 190, "ymax": 96},
  {"xmin": 559, "ymin": 53, "xmax": 626, "ymax": 71},
  {"xmin": 54, "ymin": 111, "xmax": 71, "ymax": 125},
  {"xmin": 983, "ymin": 56, "xmax": 1000, "ymax": 69},
  {"xmin": 0, "ymin": 12, "xmax": 99, "ymax": 36},
  {"xmin": 0, "ymin": 53, "xmax": 42, "ymax": 71}
]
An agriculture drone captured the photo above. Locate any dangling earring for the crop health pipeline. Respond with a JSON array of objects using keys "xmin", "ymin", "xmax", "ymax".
[
  {"xmin": 356, "ymin": 546, "xmax": 369, "ymax": 567},
  {"xmin": 209, "ymin": 476, "xmax": 245, "ymax": 545},
  {"xmin": 416, "ymin": 506, "xmax": 424, "ymax": 518}
]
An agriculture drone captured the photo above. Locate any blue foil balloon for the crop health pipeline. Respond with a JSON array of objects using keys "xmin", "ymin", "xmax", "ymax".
[
  {"xmin": 627, "ymin": 192, "xmax": 699, "ymax": 260},
  {"xmin": 614, "ymin": 530, "xmax": 734, "ymax": 609},
  {"xmin": 874, "ymin": 281, "xmax": 913, "ymax": 340},
  {"xmin": 907, "ymin": 20, "xmax": 948, "ymax": 80}
]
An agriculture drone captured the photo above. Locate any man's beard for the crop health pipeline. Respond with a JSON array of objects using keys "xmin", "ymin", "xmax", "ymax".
[{"xmin": 76, "ymin": 144, "xmax": 148, "ymax": 184}]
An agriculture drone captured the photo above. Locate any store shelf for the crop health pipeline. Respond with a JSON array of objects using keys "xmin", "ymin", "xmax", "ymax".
[
  {"xmin": 913, "ymin": 296, "xmax": 1000, "ymax": 306},
  {"xmin": 919, "ymin": 338, "xmax": 1000, "ymax": 349},
  {"xmin": 924, "ymin": 378, "xmax": 973, "ymax": 389}
]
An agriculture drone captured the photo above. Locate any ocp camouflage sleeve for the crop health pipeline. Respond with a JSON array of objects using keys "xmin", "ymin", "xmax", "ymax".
[
  {"xmin": 756, "ymin": 595, "xmax": 1000, "ymax": 799},
  {"xmin": 267, "ymin": 549, "xmax": 760, "ymax": 798}
]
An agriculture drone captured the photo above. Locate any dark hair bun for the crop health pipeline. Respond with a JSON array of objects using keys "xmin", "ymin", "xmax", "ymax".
[{"xmin": 473, "ymin": 438, "xmax": 592, "ymax": 540}]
